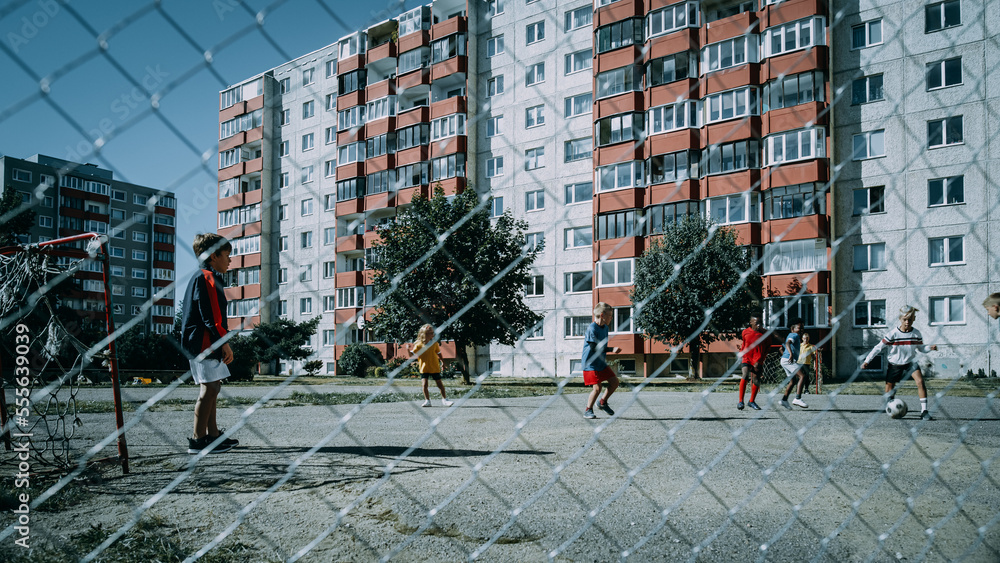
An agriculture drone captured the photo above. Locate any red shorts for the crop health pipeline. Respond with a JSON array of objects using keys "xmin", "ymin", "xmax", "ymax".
[{"xmin": 583, "ymin": 367, "xmax": 617, "ymax": 386}]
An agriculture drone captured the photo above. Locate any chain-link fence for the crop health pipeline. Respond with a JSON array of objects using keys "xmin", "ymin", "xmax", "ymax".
[{"xmin": 2, "ymin": 0, "xmax": 1000, "ymax": 561}]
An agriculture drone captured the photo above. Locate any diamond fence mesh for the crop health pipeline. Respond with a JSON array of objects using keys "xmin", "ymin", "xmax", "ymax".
[{"xmin": 2, "ymin": 0, "xmax": 1000, "ymax": 561}]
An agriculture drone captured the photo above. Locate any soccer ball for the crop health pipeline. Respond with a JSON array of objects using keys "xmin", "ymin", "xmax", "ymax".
[{"xmin": 886, "ymin": 398, "xmax": 909, "ymax": 419}]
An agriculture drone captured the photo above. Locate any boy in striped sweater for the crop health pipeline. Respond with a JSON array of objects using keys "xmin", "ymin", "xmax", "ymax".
[{"xmin": 861, "ymin": 306, "xmax": 937, "ymax": 420}]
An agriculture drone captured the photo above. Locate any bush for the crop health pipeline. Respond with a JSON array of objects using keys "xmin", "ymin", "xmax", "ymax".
[
  {"xmin": 384, "ymin": 356, "xmax": 418, "ymax": 377},
  {"xmin": 338, "ymin": 344, "xmax": 384, "ymax": 377},
  {"xmin": 442, "ymin": 362, "xmax": 461, "ymax": 379},
  {"xmin": 227, "ymin": 334, "xmax": 258, "ymax": 381},
  {"xmin": 303, "ymin": 359, "xmax": 324, "ymax": 376}
]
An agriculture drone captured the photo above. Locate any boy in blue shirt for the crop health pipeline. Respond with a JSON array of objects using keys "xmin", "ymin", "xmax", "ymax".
[
  {"xmin": 582, "ymin": 302, "xmax": 621, "ymax": 419},
  {"xmin": 779, "ymin": 318, "xmax": 808, "ymax": 409}
]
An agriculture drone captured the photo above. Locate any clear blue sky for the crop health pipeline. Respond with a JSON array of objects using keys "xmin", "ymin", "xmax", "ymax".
[{"xmin": 0, "ymin": 0, "xmax": 412, "ymax": 277}]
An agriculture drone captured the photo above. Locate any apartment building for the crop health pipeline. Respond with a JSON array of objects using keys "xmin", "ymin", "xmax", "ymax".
[{"xmin": 0, "ymin": 154, "xmax": 178, "ymax": 334}]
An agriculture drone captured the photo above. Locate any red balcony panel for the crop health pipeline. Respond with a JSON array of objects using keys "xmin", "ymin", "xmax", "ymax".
[
  {"xmin": 763, "ymin": 48, "xmax": 827, "ymax": 81},
  {"xmin": 83, "ymin": 211, "xmax": 109, "ymax": 223},
  {"xmin": 365, "ymin": 190, "xmax": 394, "ymax": 210},
  {"xmin": 430, "ymin": 135, "xmax": 466, "ymax": 158},
  {"xmin": 336, "ymin": 235, "xmax": 364, "ymax": 253},
  {"xmin": 703, "ymin": 64, "xmax": 761, "ymax": 96},
  {"xmin": 246, "ymin": 127, "xmax": 263, "ymax": 143},
  {"xmin": 595, "ymin": 46, "xmax": 641, "ymax": 74},
  {"xmin": 337, "ymin": 54, "xmax": 364, "ymax": 74},
  {"xmin": 397, "ymin": 106, "xmax": 430, "ymax": 129},
  {"xmin": 366, "ymin": 117, "xmax": 395, "ymax": 137},
  {"xmin": 153, "ymin": 280, "xmax": 172, "ymax": 288},
  {"xmin": 243, "ymin": 284, "xmax": 261, "ymax": 299},
  {"xmin": 764, "ymin": 271, "xmax": 830, "ymax": 297},
  {"xmin": 397, "ymin": 185, "xmax": 430, "ymax": 205},
  {"xmin": 430, "ymin": 96, "xmax": 466, "ymax": 119},
  {"xmin": 336, "ymin": 271, "xmax": 365, "ymax": 288},
  {"xmin": 596, "ymin": 285, "xmax": 632, "ymax": 307},
  {"xmin": 397, "ymin": 68, "xmax": 431, "ymax": 90},
  {"xmin": 363, "ymin": 230, "xmax": 382, "ymax": 247},
  {"xmin": 338, "ymin": 127, "xmax": 365, "ymax": 145},
  {"xmin": 366, "ymin": 154, "xmax": 395, "ymax": 173},
  {"xmin": 218, "ymin": 193, "xmax": 242, "ymax": 211},
  {"xmin": 363, "ymin": 270, "xmax": 376, "ymax": 286},
  {"xmin": 366, "ymin": 79, "xmax": 396, "ymax": 100},
  {"xmin": 726, "ymin": 222, "xmax": 763, "ymax": 246},
  {"xmin": 219, "ymin": 225, "xmax": 243, "ymax": 240},
  {"xmin": 645, "ymin": 129, "xmax": 700, "ymax": 157},
  {"xmin": 242, "ymin": 253, "xmax": 261, "ymax": 268},
  {"xmin": 596, "ymin": 0, "xmax": 642, "ymax": 26},
  {"xmin": 244, "ymin": 189, "xmax": 262, "ymax": 205},
  {"xmin": 153, "ymin": 206, "xmax": 175, "ymax": 216},
  {"xmin": 436, "ymin": 177, "xmax": 465, "ymax": 197},
  {"xmin": 153, "ymin": 242, "xmax": 173, "ymax": 252},
  {"xmin": 219, "ymin": 101, "xmax": 246, "ymax": 121},
  {"xmin": 595, "ymin": 237, "xmax": 644, "ymax": 261},
  {"xmin": 244, "ymin": 157, "xmax": 263, "ymax": 174},
  {"xmin": 609, "ymin": 334, "xmax": 644, "ymax": 355},
  {"xmin": 431, "ymin": 15, "xmax": 467, "ymax": 40},
  {"xmin": 596, "ymin": 187, "xmax": 644, "ymax": 213},
  {"xmin": 701, "ymin": 11, "xmax": 759, "ymax": 44},
  {"xmin": 367, "ymin": 41, "xmax": 397, "ymax": 64},
  {"xmin": 647, "ymin": 179, "xmax": 702, "ymax": 205},
  {"xmin": 431, "ymin": 56, "xmax": 467, "ymax": 81},
  {"xmin": 398, "ymin": 30, "xmax": 430, "ymax": 52},
  {"xmin": 334, "ymin": 308, "xmax": 362, "ymax": 325},
  {"xmin": 337, "ymin": 89, "xmax": 365, "ymax": 110},
  {"xmin": 336, "ymin": 199, "xmax": 365, "ymax": 216},
  {"xmin": 153, "ymin": 224, "xmax": 175, "ymax": 234},
  {"xmin": 246, "ymin": 95, "xmax": 264, "ymax": 112},
  {"xmin": 761, "ymin": 103, "xmax": 826, "ymax": 136},
  {"xmin": 225, "ymin": 286, "xmax": 243, "ymax": 301},
  {"xmin": 337, "ymin": 162, "xmax": 366, "ymax": 180},
  {"xmin": 219, "ymin": 132, "xmax": 246, "ymax": 152},
  {"xmin": 595, "ymin": 91, "xmax": 643, "ymax": 119},
  {"xmin": 395, "ymin": 145, "xmax": 430, "ymax": 166},
  {"xmin": 703, "ymin": 117, "xmax": 761, "ymax": 146},
  {"xmin": 647, "ymin": 79, "xmax": 700, "ymax": 107},
  {"xmin": 218, "ymin": 162, "xmax": 245, "ymax": 182},
  {"xmin": 595, "ymin": 143, "xmax": 643, "ymax": 167},
  {"xmin": 228, "ymin": 255, "xmax": 243, "ymax": 269},
  {"xmin": 762, "ymin": 0, "xmax": 827, "ymax": 27},
  {"xmin": 764, "ymin": 214, "xmax": 829, "ymax": 244},
  {"xmin": 243, "ymin": 222, "xmax": 262, "ymax": 237},
  {"xmin": 764, "ymin": 159, "xmax": 828, "ymax": 188},
  {"xmin": 703, "ymin": 170, "xmax": 762, "ymax": 197},
  {"xmin": 645, "ymin": 28, "xmax": 700, "ymax": 63}
]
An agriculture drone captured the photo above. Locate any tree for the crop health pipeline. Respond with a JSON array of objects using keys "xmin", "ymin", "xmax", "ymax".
[
  {"xmin": 367, "ymin": 187, "xmax": 543, "ymax": 384},
  {"xmin": 251, "ymin": 316, "xmax": 322, "ymax": 375},
  {"xmin": 630, "ymin": 215, "xmax": 762, "ymax": 378},
  {"xmin": 337, "ymin": 343, "xmax": 383, "ymax": 377},
  {"xmin": 0, "ymin": 186, "xmax": 37, "ymax": 247}
]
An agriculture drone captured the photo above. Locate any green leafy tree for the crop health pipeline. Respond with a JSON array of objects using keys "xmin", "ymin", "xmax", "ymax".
[
  {"xmin": 367, "ymin": 187, "xmax": 542, "ymax": 384},
  {"xmin": 630, "ymin": 215, "xmax": 762, "ymax": 377},
  {"xmin": 226, "ymin": 333, "xmax": 258, "ymax": 381},
  {"xmin": 251, "ymin": 316, "xmax": 322, "ymax": 375},
  {"xmin": 303, "ymin": 359, "xmax": 324, "ymax": 376},
  {"xmin": 337, "ymin": 343, "xmax": 384, "ymax": 377},
  {"xmin": 0, "ymin": 186, "xmax": 37, "ymax": 247}
]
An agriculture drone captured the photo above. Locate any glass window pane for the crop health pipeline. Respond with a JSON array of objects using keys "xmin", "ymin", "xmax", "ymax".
[
  {"xmin": 929, "ymin": 239, "xmax": 944, "ymax": 264},
  {"xmin": 931, "ymin": 298, "xmax": 946, "ymax": 323},
  {"xmin": 853, "ymin": 246, "xmax": 868, "ymax": 270},
  {"xmin": 855, "ymin": 303, "xmax": 868, "ymax": 325},
  {"xmin": 948, "ymin": 237, "xmax": 963, "ymax": 262},
  {"xmin": 871, "ymin": 243, "xmax": 885, "ymax": 269},
  {"xmin": 950, "ymin": 298, "xmax": 964, "ymax": 322},
  {"xmin": 947, "ymin": 176, "xmax": 963, "ymax": 203},
  {"xmin": 870, "ymin": 131, "xmax": 884, "ymax": 156},
  {"xmin": 872, "ymin": 301, "xmax": 886, "ymax": 325}
]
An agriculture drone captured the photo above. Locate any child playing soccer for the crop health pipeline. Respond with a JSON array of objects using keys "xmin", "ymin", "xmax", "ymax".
[
  {"xmin": 406, "ymin": 324, "xmax": 453, "ymax": 407},
  {"xmin": 983, "ymin": 293, "xmax": 1000, "ymax": 320},
  {"xmin": 862, "ymin": 306, "xmax": 937, "ymax": 420},
  {"xmin": 181, "ymin": 233, "xmax": 238, "ymax": 454},
  {"xmin": 582, "ymin": 302, "xmax": 621, "ymax": 419},
  {"xmin": 779, "ymin": 319, "xmax": 808, "ymax": 409},
  {"xmin": 736, "ymin": 315, "xmax": 766, "ymax": 411}
]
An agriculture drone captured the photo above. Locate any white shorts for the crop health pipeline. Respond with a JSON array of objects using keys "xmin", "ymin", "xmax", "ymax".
[
  {"xmin": 780, "ymin": 357, "xmax": 801, "ymax": 377},
  {"xmin": 189, "ymin": 359, "xmax": 231, "ymax": 385}
]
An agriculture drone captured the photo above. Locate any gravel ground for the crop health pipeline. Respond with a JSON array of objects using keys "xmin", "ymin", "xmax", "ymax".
[{"xmin": 3, "ymin": 387, "xmax": 1000, "ymax": 562}]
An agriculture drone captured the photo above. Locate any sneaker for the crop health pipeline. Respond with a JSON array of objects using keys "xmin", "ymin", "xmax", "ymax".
[
  {"xmin": 421, "ymin": 400, "xmax": 432, "ymax": 407},
  {"xmin": 584, "ymin": 408, "xmax": 597, "ymax": 419},
  {"xmin": 737, "ymin": 401, "xmax": 745, "ymax": 410},
  {"xmin": 210, "ymin": 430, "xmax": 239, "ymax": 448},
  {"xmin": 780, "ymin": 399, "xmax": 791, "ymax": 410},
  {"xmin": 598, "ymin": 401, "xmax": 615, "ymax": 416},
  {"xmin": 792, "ymin": 398, "xmax": 808, "ymax": 409},
  {"xmin": 188, "ymin": 435, "xmax": 234, "ymax": 454},
  {"xmin": 920, "ymin": 411, "xmax": 934, "ymax": 421},
  {"xmin": 748, "ymin": 402, "xmax": 761, "ymax": 411},
  {"xmin": 441, "ymin": 399, "xmax": 454, "ymax": 407}
]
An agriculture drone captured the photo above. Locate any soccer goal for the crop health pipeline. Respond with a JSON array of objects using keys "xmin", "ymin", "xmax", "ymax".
[{"xmin": 0, "ymin": 233, "xmax": 129, "ymax": 474}]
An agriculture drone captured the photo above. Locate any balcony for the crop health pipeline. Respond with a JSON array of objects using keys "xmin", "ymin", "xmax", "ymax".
[
  {"xmin": 646, "ymin": 179, "xmax": 702, "ymax": 206},
  {"xmin": 430, "ymin": 135, "xmax": 466, "ymax": 159},
  {"xmin": 336, "ymin": 271, "xmax": 365, "ymax": 287},
  {"xmin": 596, "ymin": 187, "xmax": 644, "ymax": 214},
  {"xmin": 430, "ymin": 96, "xmax": 466, "ymax": 119},
  {"xmin": 430, "ymin": 55, "xmax": 467, "ymax": 81},
  {"xmin": 367, "ymin": 40, "xmax": 397, "ymax": 64},
  {"xmin": 336, "ymin": 234, "xmax": 364, "ymax": 253},
  {"xmin": 336, "ymin": 198, "xmax": 365, "ymax": 216},
  {"xmin": 763, "ymin": 159, "xmax": 828, "ymax": 189},
  {"xmin": 397, "ymin": 67, "xmax": 431, "ymax": 90},
  {"xmin": 764, "ymin": 215, "xmax": 828, "ymax": 244},
  {"xmin": 595, "ymin": 237, "xmax": 644, "ymax": 261},
  {"xmin": 595, "ymin": 0, "xmax": 642, "ymax": 26},
  {"xmin": 396, "ymin": 184, "xmax": 430, "ymax": 205},
  {"xmin": 430, "ymin": 15, "xmax": 466, "ymax": 41},
  {"xmin": 700, "ymin": 10, "xmax": 758, "ymax": 45}
]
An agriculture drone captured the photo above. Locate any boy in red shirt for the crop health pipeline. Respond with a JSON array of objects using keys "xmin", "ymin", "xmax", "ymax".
[{"xmin": 736, "ymin": 315, "xmax": 766, "ymax": 411}]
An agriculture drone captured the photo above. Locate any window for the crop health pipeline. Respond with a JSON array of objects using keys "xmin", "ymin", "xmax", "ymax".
[
  {"xmin": 565, "ymin": 316, "xmax": 591, "ymax": 338},
  {"xmin": 42, "ymin": 196, "xmax": 53, "ymax": 208},
  {"xmin": 337, "ymin": 178, "xmax": 365, "ymax": 201},
  {"xmin": 763, "ymin": 128, "xmax": 825, "ymax": 166},
  {"xmin": 565, "ymin": 226, "xmax": 592, "ymax": 249},
  {"xmin": 301, "ymin": 198, "xmax": 314, "ymax": 216},
  {"xmin": 12, "ymin": 169, "xmax": 31, "ymax": 182},
  {"xmin": 487, "ymin": 115, "xmax": 502, "ymax": 137},
  {"xmin": 525, "ymin": 105, "xmax": 544, "ymax": 128},
  {"xmin": 646, "ymin": 2, "xmax": 698, "ymax": 39},
  {"xmin": 525, "ymin": 232, "xmax": 544, "ymax": 252},
  {"xmin": 853, "ymin": 186, "xmax": 886, "ymax": 215},
  {"xmin": 526, "ymin": 21, "xmax": 545, "ymax": 44},
  {"xmin": 565, "ymin": 272, "xmax": 592, "ymax": 293},
  {"xmin": 524, "ymin": 147, "xmax": 545, "ymax": 170},
  {"xmin": 609, "ymin": 308, "xmax": 633, "ymax": 334},
  {"xmin": 565, "ymin": 49, "xmax": 592, "ymax": 75},
  {"xmin": 491, "ymin": 196, "xmax": 504, "ymax": 217},
  {"xmin": 112, "ymin": 285, "xmax": 124, "ymax": 296},
  {"xmin": 338, "ymin": 141, "xmax": 363, "ymax": 165},
  {"xmin": 525, "ymin": 275, "xmax": 544, "ymax": 297},
  {"xmin": 763, "ymin": 239, "xmax": 828, "ymax": 274},
  {"xmin": 366, "ymin": 96, "xmax": 397, "ymax": 122},
  {"xmin": 487, "ymin": 35, "xmax": 505, "ymax": 58},
  {"xmin": 431, "ymin": 113, "xmax": 466, "ymax": 140},
  {"xmin": 338, "ymin": 105, "xmax": 366, "ymax": 131},
  {"xmin": 325, "ymin": 160, "xmax": 337, "ymax": 178},
  {"xmin": 765, "ymin": 183, "xmax": 826, "ymax": 220},
  {"xmin": 338, "ymin": 69, "xmax": 366, "ymax": 95},
  {"xmin": 929, "ymin": 236, "xmax": 964, "ymax": 266},
  {"xmin": 368, "ymin": 170, "xmax": 391, "ymax": 194},
  {"xmin": 709, "ymin": 88, "xmax": 761, "ymax": 126},
  {"xmin": 763, "ymin": 71, "xmax": 825, "ymax": 113},
  {"xmin": 302, "ymin": 67, "xmax": 314, "ymax": 85},
  {"xmin": 302, "ymin": 133, "xmax": 314, "ymax": 152},
  {"xmin": 431, "ymin": 33, "xmax": 466, "ymax": 63},
  {"xmin": 852, "ymin": 130, "xmax": 885, "ymax": 160},
  {"xmin": 279, "ymin": 141, "xmax": 289, "ymax": 157},
  {"xmin": 646, "ymin": 51, "xmax": 696, "ymax": 87},
  {"xmin": 111, "ymin": 265, "xmax": 125, "ymax": 277},
  {"xmin": 132, "ymin": 268, "xmax": 148, "ymax": 280},
  {"xmin": 597, "ymin": 161, "xmax": 644, "ymax": 192},
  {"xmin": 596, "ymin": 112, "xmax": 643, "ymax": 146},
  {"xmin": 596, "ymin": 210, "xmax": 638, "ymax": 240},
  {"xmin": 646, "ymin": 201, "xmax": 699, "ymax": 234},
  {"xmin": 301, "ymin": 165, "xmax": 314, "ymax": 184},
  {"xmin": 852, "ymin": 74, "xmax": 884, "ymax": 105},
  {"xmin": 486, "ymin": 156, "xmax": 504, "ymax": 178},
  {"xmin": 762, "ymin": 17, "xmax": 825, "ymax": 58},
  {"xmin": 110, "ymin": 247, "xmax": 124, "ymax": 258},
  {"xmin": 276, "ymin": 268, "xmax": 289, "ymax": 284},
  {"xmin": 647, "ymin": 150, "xmax": 699, "ymax": 185},
  {"xmin": 337, "ymin": 287, "xmax": 364, "ymax": 308},
  {"xmin": 764, "ymin": 295, "xmax": 829, "ymax": 328},
  {"xmin": 132, "ymin": 250, "xmax": 147, "ymax": 261},
  {"xmin": 133, "ymin": 194, "xmax": 148, "ymax": 205},
  {"xmin": 487, "ymin": 75, "xmax": 504, "ymax": 96},
  {"xmin": 278, "ymin": 205, "xmax": 288, "ymax": 221},
  {"xmin": 431, "ymin": 154, "xmax": 465, "ymax": 180},
  {"xmin": 928, "ymin": 175, "xmax": 964, "ymax": 206},
  {"xmin": 853, "ymin": 242, "xmax": 886, "ymax": 271},
  {"xmin": 598, "ymin": 258, "xmax": 633, "ymax": 287},
  {"xmin": 302, "ymin": 100, "xmax": 314, "ymax": 119},
  {"xmin": 487, "ymin": 0, "xmax": 504, "ymax": 17},
  {"xmin": 928, "ymin": 116, "xmax": 963, "ymax": 148},
  {"xmin": 929, "ymin": 296, "xmax": 964, "ymax": 325},
  {"xmin": 525, "ymin": 322, "xmax": 544, "ymax": 339},
  {"xmin": 565, "ymin": 138, "xmax": 592, "ymax": 162},
  {"xmin": 38, "ymin": 216, "xmax": 53, "ymax": 228},
  {"xmin": 300, "ymin": 264, "xmax": 313, "ymax": 282},
  {"xmin": 111, "ymin": 190, "xmax": 126, "ymax": 201},
  {"xmin": 526, "ymin": 63, "xmax": 545, "ymax": 86},
  {"xmin": 702, "ymin": 35, "xmax": 758, "ymax": 73},
  {"xmin": 926, "ymin": 0, "xmax": 961, "ymax": 32},
  {"xmin": 565, "ymin": 182, "xmax": 592, "ymax": 205},
  {"xmin": 565, "ymin": 6, "xmax": 592, "ymax": 31},
  {"xmin": 300, "ymin": 298, "xmax": 313, "ymax": 315},
  {"xmin": 705, "ymin": 139, "xmax": 761, "ymax": 175},
  {"xmin": 597, "ymin": 66, "xmax": 639, "ymax": 99},
  {"xmin": 706, "ymin": 192, "xmax": 760, "ymax": 225},
  {"xmin": 596, "ymin": 18, "xmax": 641, "ymax": 54},
  {"xmin": 301, "ymin": 231, "xmax": 313, "ymax": 248},
  {"xmin": 926, "ymin": 58, "xmax": 962, "ymax": 90},
  {"xmin": 132, "ymin": 287, "xmax": 147, "ymax": 298},
  {"xmin": 565, "ymin": 93, "xmax": 592, "ymax": 118},
  {"xmin": 280, "ymin": 109, "xmax": 290, "ymax": 126},
  {"xmin": 852, "ymin": 19, "xmax": 882, "ymax": 49},
  {"xmin": 525, "ymin": 190, "xmax": 545, "ymax": 212}
]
